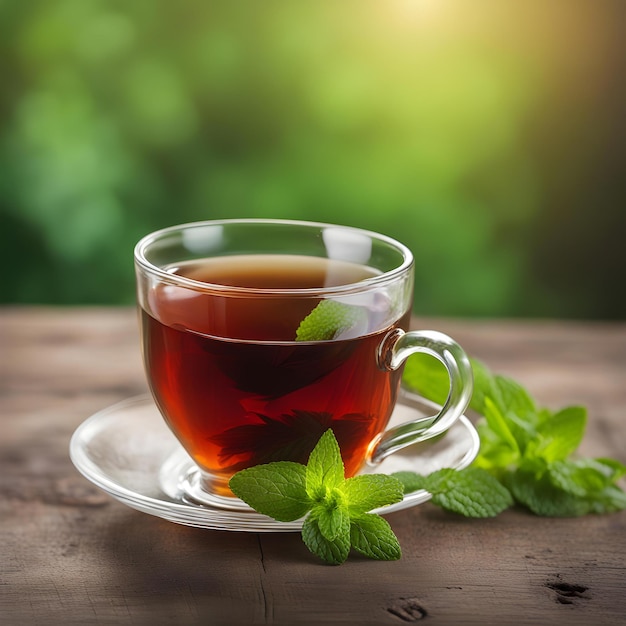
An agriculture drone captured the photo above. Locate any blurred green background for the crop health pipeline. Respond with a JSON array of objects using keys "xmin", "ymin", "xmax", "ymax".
[{"xmin": 1, "ymin": 0, "xmax": 624, "ymax": 318}]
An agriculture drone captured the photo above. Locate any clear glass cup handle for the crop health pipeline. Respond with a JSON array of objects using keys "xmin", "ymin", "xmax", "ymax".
[{"xmin": 369, "ymin": 329, "xmax": 474, "ymax": 465}]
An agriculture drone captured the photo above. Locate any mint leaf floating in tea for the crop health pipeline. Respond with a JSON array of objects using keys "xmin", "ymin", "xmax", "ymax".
[
  {"xmin": 296, "ymin": 300, "xmax": 368, "ymax": 341},
  {"xmin": 218, "ymin": 340, "xmax": 358, "ymax": 398},
  {"xmin": 402, "ymin": 354, "xmax": 626, "ymax": 518},
  {"xmin": 211, "ymin": 410, "xmax": 371, "ymax": 472},
  {"xmin": 229, "ymin": 429, "xmax": 404, "ymax": 565}
]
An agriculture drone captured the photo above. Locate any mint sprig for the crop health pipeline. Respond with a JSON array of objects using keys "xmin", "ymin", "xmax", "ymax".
[
  {"xmin": 402, "ymin": 353, "xmax": 626, "ymax": 517},
  {"xmin": 229, "ymin": 429, "xmax": 404, "ymax": 565}
]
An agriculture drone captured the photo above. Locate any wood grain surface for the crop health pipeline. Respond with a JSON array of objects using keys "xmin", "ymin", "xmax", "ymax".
[{"xmin": 2, "ymin": 307, "xmax": 625, "ymax": 625}]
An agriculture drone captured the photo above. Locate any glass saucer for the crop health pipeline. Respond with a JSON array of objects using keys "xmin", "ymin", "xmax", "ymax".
[{"xmin": 69, "ymin": 393, "xmax": 479, "ymax": 531}]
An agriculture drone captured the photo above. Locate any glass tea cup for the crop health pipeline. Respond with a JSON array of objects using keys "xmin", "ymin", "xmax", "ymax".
[{"xmin": 134, "ymin": 219, "xmax": 473, "ymax": 509}]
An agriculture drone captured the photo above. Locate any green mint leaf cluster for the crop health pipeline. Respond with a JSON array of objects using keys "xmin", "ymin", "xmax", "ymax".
[
  {"xmin": 402, "ymin": 354, "xmax": 626, "ymax": 517},
  {"xmin": 229, "ymin": 430, "xmax": 404, "ymax": 565}
]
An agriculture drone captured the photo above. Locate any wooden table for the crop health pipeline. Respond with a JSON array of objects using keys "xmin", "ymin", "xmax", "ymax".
[{"xmin": 2, "ymin": 307, "xmax": 625, "ymax": 625}]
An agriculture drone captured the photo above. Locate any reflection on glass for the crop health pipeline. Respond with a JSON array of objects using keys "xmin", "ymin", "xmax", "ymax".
[{"xmin": 182, "ymin": 225, "xmax": 225, "ymax": 255}]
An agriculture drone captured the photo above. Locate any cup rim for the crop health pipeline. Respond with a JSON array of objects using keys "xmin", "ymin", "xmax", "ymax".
[{"xmin": 134, "ymin": 218, "xmax": 414, "ymax": 297}]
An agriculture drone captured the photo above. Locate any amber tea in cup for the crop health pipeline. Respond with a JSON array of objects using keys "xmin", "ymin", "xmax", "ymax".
[{"xmin": 134, "ymin": 220, "xmax": 473, "ymax": 507}]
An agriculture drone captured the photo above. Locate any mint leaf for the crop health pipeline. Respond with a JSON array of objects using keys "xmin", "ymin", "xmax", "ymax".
[
  {"xmin": 506, "ymin": 459, "xmax": 626, "ymax": 517},
  {"xmin": 465, "ymin": 358, "xmax": 497, "ymax": 414},
  {"xmin": 527, "ymin": 406, "xmax": 587, "ymax": 463},
  {"xmin": 507, "ymin": 468, "xmax": 592, "ymax": 517},
  {"xmin": 402, "ymin": 353, "xmax": 450, "ymax": 408},
  {"xmin": 306, "ymin": 429, "xmax": 345, "ymax": 499},
  {"xmin": 548, "ymin": 457, "xmax": 625, "ymax": 496},
  {"xmin": 473, "ymin": 420, "xmax": 521, "ymax": 472},
  {"xmin": 210, "ymin": 410, "xmax": 353, "ymax": 470},
  {"xmin": 390, "ymin": 471, "xmax": 429, "ymax": 494},
  {"xmin": 482, "ymin": 397, "xmax": 521, "ymax": 458},
  {"xmin": 427, "ymin": 468, "xmax": 513, "ymax": 517},
  {"xmin": 295, "ymin": 300, "xmax": 368, "ymax": 341},
  {"xmin": 312, "ymin": 499, "xmax": 350, "ymax": 542},
  {"xmin": 342, "ymin": 474, "xmax": 404, "ymax": 514},
  {"xmin": 228, "ymin": 461, "xmax": 310, "ymax": 522},
  {"xmin": 350, "ymin": 513, "xmax": 401, "ymax": 561},
  {"xmin": 492, "ymin": 375, "xmax": 536, "ymax": 421},
  {"xmin": 595, "ymin": 457, "xmax": 626, "ymax": 481},
  {"xmin": 403, "ymin": 353, "xmax": 537, "ymax": 430},
  {"xmin": 394, "ymin": 468, "xmax": 513, "ymax": 518},
  {"xmin": 587, "ymin": 485, "xmax": 626, "ymax": 514},
  {"xmin": 302, "ymin": 510, "xmax": 351, "ymax": 565}
]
